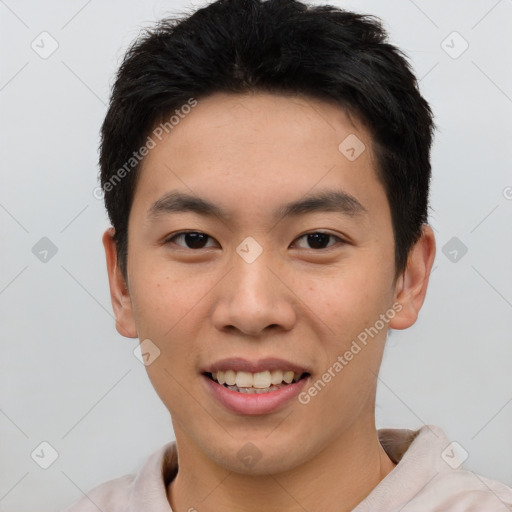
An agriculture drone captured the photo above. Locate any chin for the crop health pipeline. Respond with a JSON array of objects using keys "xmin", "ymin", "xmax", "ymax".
[{"xmin": 203, "ymin": 434, "xmax": 314, "ymax": 476}]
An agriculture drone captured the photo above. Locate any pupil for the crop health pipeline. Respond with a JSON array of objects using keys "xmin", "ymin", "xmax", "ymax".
[
  {"xmin": 186, "ymin": 232, "xmax": 207, "ymax": 249},
  {"xmin": 308, "ymin": 233, "xmax": 329, "ymax": 249}
]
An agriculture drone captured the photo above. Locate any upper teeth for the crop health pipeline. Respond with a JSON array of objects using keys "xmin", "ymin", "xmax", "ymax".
[{"xmin": 212, "ymin": 370, "xmax": 301, "ymax": 388}]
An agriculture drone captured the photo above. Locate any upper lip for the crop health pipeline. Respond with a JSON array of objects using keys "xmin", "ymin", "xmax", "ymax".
[{"xmin": 203, "ymin": 357, "xmax": 311, "ymax": 375}]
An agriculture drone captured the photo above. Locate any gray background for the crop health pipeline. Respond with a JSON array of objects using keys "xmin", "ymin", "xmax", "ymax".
[{"xmin": 1, "ymin": 0, "xmax": 511, "ymax": 510}]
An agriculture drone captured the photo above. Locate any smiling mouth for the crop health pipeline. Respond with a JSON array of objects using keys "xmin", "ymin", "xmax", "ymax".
[{"xmin": 204, "ymin": 369, "xmax": 310, "ymax": 394}]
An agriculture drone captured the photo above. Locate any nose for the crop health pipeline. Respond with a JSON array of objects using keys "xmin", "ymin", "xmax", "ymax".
[{"xmin": 211, "ymin": 246, "xmax": 297, "ymax": 337}]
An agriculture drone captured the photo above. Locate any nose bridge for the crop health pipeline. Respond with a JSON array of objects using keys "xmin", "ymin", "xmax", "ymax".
[
  {"xmin": 235, "ymin": 246, "xmax": 273, "ymax": 298},
  {"xmin": 212, "ymin": 240, "xmax": 296, "ymax": 335},
  {"xmin": 231, "ymin": 242, "xmax": 277, "ymax": 311}
]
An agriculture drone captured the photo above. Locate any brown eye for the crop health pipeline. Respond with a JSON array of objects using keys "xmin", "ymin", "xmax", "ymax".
[
  {"xmin": 166, "ymin": 231, "xmax": 217, "ymax": 249},
  {"xmin": 293, "ymin": 232, "xmax": 344, "ymax": 250}
]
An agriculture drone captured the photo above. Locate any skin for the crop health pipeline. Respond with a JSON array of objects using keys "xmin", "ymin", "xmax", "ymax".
[{"xmin": 103, "ymin": 91, "xmax": 436, "ymax": 512}]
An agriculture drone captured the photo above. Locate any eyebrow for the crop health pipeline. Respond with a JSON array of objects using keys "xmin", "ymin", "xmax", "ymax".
[{"xmin": 148, "ymin": 189, "xmax": 367, "ymax": 222}]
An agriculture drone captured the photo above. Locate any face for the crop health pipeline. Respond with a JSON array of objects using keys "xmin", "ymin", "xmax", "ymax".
[{"xmin": 104, "ymin": 92, "xmax": 434, "ymax": 475}]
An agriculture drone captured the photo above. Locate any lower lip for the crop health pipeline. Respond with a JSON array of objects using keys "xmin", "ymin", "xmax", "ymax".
[{"xmin": 202, "ymin": 374, "xmax": 310, "ymax": 415}]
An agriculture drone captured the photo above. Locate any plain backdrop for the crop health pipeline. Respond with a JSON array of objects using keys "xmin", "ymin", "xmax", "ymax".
[{"xmin": 1, "ymin": 0, "xmax": 511, "ymax": 510}]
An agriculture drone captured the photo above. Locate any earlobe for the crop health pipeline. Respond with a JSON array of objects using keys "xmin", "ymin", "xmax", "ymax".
[
  {"xmin": 102, "ymin": 228, "xmax": 138, "ymax": 338},
  {"xmin": 389, "ymin": 225, "xmax": 436, "ymax": 330}
]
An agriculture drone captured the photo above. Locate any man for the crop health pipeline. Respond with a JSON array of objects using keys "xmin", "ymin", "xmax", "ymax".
[{"xmin": 63, "ymin": 0, "xmax": 512, "ymax": 510}]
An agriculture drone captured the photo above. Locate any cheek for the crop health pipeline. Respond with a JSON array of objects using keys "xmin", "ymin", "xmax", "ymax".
[
  {"xmin": 128, "ymin": 266, "xmax": 212, "ymax": 384},
  {"xmin": 130, "ymin": 271, "xmax": 201, "ymax": 406},
  {"xmin": 128, "ymin": 265, "xmax": 199, "ymax": 335},
  {"xmin": 302, "ymin": 264, "xmax": 390, "ymax": 332},
  {"xmin": 129, "ymin": 278, "xmax": 170, "ymax": 336}
]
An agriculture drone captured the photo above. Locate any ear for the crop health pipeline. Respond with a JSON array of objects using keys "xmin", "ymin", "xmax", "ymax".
[
  {"xmin": 388, "ymin": 224, "xmax": 436, "ymax": 330},
  {"xmin": 102, "ymin": 228, "xmax": 138, "ymax": 338}
]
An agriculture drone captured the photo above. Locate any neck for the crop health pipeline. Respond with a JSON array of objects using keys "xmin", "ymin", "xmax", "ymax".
[{"xmin": 167, "ymin": 420, "xmax": 396, "ymax": 512}]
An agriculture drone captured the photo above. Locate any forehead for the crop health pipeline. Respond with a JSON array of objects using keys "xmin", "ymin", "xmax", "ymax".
[{"xmin": 132, "ymin": 92, "xmax": 388, "ymax": 225}]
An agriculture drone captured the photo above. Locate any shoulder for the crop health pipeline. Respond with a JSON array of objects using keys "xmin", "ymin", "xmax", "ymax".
[
  {"xmin": 361, "ymin": 425, "xmax": 512, "ymax": 512},
  {"xmin": 403, "ymin": 425, "xmax": 512, "ymax": 511},
  {"xmin": 60, "ymin": 474, "xmax": 134, "ymax": 512},
  {"xmin": 417, "ymin": 467, "xmax": 512, "ymax": 511},
  {"xmin": 59, "ymin": 441, "xmax": 177, "ymax": 512}
]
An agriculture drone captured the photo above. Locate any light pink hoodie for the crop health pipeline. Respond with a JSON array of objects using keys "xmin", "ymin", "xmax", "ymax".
[{"xmin": 62, "ymin": 425, "xmax": 512, "ymax": 511}]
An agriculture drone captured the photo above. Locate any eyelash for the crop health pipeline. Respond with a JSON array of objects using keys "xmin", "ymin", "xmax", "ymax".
[{"xmin": 164, "ymin": 230, "xmax": 346, "ymax": 251}]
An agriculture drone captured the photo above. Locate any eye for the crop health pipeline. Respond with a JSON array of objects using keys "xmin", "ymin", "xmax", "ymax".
[
  {"xmin": 292, "ymin": 231, "xmax": 345, "ymax": 250},
  {"xmin": 165, "ymin": 231, "xmax": 218, "ymax": 249},
  {"xmin": 164, "ymin": 230, "xmax": 346, "ymax": 251}
]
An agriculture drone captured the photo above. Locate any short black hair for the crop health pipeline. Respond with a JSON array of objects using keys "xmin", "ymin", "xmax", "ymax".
[{"xmin": 99, "ymin": 0, "xmax": 434, "ymax": 281}]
